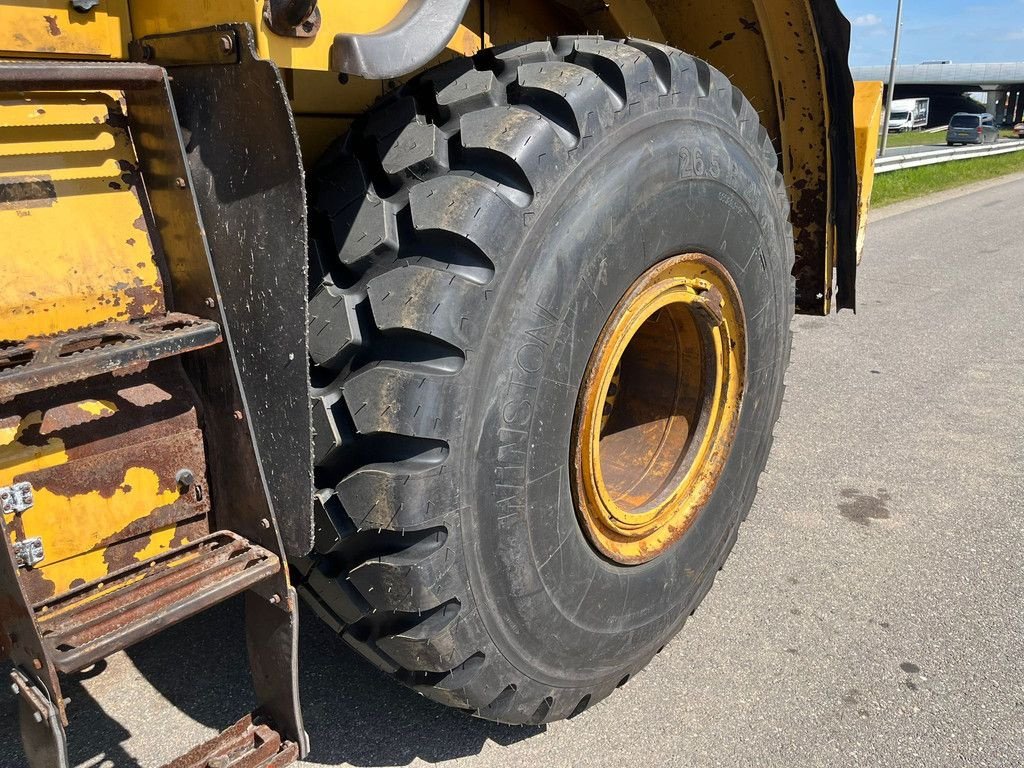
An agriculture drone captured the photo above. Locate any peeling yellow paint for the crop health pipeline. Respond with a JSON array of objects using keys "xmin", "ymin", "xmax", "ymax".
[
  {"xmin": 0, "ymin": 0, "xmax": 131, "ymax": 58},
  {"xmin": 38, "ymin": 547, "xmax": 114, "ymax": 596},
  {"xmin": 138, "ymin": 524, "xmax": 177, "ymax": 562},
  {"xmin": 36, "ymin": 523, "xmax": 182, "ymax": 597},
  {"xmin": 0, "ymin": 425, "xmax": 19, "ymax": 447},
  {"xmin": 0, "ymin": 412, "xmax": 70, "ymax": 487},
  {"xmin": 78, "ymin": 400, "xmax": 118, "ymax": 418},
  {"xmin": 19, "ymin": 467, "xmax": 180, "ymax": 594},
  {"xmin": 0, "ymin": 410, "xmax": 198, "ymax": 598},
  {"xmin": 0, "ymin": 92, "xmax": 165, "ymax": 341}
]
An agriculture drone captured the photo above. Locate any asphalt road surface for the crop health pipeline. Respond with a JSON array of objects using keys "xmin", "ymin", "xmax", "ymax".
[{"xmin": 3, "ymin": 175, "xmax": 1023, "ymax": 768}]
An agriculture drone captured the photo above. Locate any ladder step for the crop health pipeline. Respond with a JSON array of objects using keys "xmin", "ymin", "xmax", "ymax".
[
  {"xmin": 168, "ymin": 715, "xmax": 300, "ymax": 768},
  {"xmin": 0, "ymin": 312, "xmax": 221, "ymax": 400},
  {"xmin": 35, "ymin": 531, "xmax": 279, "ymax": 674}
]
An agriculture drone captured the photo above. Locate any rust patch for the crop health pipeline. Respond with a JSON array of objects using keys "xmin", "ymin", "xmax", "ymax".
[
  {"xmin": 0, "ymin": 313, "xmax": 216, "ymax": 402},
  {"xmin": 122, "ymin": 282, "xmax": 163, "ymax": 319},
  {"xmin": 40, "ymin": 401, "xmax": 116, "ymax": 436},
  {"xmin": 43, "ymin": 15, "xmax": 60, "ymax": 36},
  {"xmin": 34, "ymin": 532, "xmax": 280, "ymax": 674},
  {"xmin": 0, "ymin": 178, "xmax": 57, "ymax": 211},
  {"xmin": 25, "ymin": 426, "xmax": 206, "ymax": 500},
  {"xmin": 113, "ymin": 361, "xmax": 150, "ymax": 378},
  {"xmin": 117, "ymin": 382, "xmax": 172, "ymax": 408},
  {"xmin": 18, "ymin": 566, "xmax": 58, "ymax": 605},
  {"xmin": 101, "ymin": 515, "xmax": 207, "ymax": 574},
  {"xmin": 13, "ymin": 425, "xmax": 211, "ymax": 605}
]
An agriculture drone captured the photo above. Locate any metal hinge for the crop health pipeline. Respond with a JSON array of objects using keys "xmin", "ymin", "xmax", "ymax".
[
  {"xmin": 14, "ymin": 538, "xmax": 44, "ymax": 569},
  {"xmin": 0, "ymin": 482, "xmax": 33, "ymax": 514}
]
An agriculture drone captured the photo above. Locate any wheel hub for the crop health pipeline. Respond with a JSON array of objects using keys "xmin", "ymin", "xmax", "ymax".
[{"xmin": 572, "ymin": 253, "xmax": 747, "ymax": 565}]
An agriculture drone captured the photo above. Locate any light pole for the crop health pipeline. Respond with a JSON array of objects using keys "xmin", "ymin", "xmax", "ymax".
[{"xmin": 878, "ymin": 0, "xmax": 905, "ymax": 157}]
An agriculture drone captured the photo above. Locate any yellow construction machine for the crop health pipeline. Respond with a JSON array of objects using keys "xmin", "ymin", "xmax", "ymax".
[{"xmin": 0, "ymin": 2, "xmax": 882, "ymax": 765}]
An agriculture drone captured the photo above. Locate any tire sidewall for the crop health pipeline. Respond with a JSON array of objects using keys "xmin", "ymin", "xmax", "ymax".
[{"xmin": 461, "ymin": 110, "xmax": 791, "ymax": 688}]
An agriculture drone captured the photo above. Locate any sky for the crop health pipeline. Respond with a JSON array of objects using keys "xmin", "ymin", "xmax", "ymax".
[{"xmin": 838, "ymin": 0, "xmax": 1024, "ymax": 67}]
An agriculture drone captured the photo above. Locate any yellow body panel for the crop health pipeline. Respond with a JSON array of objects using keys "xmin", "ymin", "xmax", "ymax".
[
  {"xmin": 0, "ymin": 91, "xmax": 164, "ymax": 341},
  {"xmin": 853, "ymin": 81, "xmax": 883, "ymax": 261},
  {"xmin": 129, "ymin": 0, "xmax": 482, "ymax": 71},
  {"xmin": 0, "ymin": 0, "xmax": 131, "ymax": 59}
]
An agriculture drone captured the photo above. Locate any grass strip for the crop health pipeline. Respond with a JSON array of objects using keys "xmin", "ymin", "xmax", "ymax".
[
  {"xmin": 872, "ymin": 147, "xmax": 1024, "ymax": 208},
  {"xmin": 881, "ymin": 129, "xmax": 1019, "ymax": 149},
  {"xmin": 883, "ymin": 131, "xmax": 945, "ymax": 148}
]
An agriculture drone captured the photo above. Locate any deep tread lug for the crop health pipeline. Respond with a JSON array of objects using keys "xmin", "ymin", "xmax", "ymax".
[
  {"xmin": 348, "ymin": 529, "xmax": 454, "ymax": 612},
  {"xmin": 377, "ymin": 601, "xmax": 468, "ymax": 672},
  {"xmin": 309, "ymin": 285, "xmax": 362, "ymax": 368},
  {"xmin": 367, "ymin": 265, "xmax": 487, "ymax": 352},
  {"xmin": 381, "ymin": 122, "xmax": 450, "ymax": 181}
]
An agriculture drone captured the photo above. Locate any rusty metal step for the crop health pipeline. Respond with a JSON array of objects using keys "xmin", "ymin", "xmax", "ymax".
[
  {"xmin": 34, "ymin": 531, "xmax": 280, "ymax": 674},
  {"xmin": 0, "ymin": 312, "xmax": 222, "ymax": 401},
  {"xmin": 168, "ymin": 715, "xmax": 300, "ymax": 768}
]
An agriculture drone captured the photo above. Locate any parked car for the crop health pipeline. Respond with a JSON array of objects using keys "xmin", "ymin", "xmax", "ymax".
[
  {"xmin": 1014, "ymin": 122, "xmax": 1024, "ymax": 139},
  {"xmin": 947, "ymin": 112, "xmax": 999, "ymax": 145}
]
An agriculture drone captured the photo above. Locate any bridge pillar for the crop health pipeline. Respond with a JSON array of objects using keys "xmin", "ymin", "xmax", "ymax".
[{"xmin": 988, "ymin": 90, "xmax": 1008, "ymax": 123}]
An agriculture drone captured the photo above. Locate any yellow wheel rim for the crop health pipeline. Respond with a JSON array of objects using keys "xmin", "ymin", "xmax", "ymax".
[{"xmin": 572, "ymin": 253, "xmax": 747, "ymax": 565}]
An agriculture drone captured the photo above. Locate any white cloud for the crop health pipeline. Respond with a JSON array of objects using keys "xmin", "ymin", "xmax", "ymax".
[{"xmin": 852, "ymin": 14, "xmax": 883, "ymax": 27}]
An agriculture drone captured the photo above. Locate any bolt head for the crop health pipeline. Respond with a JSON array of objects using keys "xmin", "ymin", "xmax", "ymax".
[
  {"xmin": 219, "ymin": 34, "xmax": 234, "ymax": 53},
  {"xmin": 176, "ymin": 469, "xmax": 196, "ymax": 490}
]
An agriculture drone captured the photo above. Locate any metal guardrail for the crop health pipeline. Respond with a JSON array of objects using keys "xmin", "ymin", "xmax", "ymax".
[{"xmin": 875, "ymin": 140, "xmax": 1024, "ymax": 174}]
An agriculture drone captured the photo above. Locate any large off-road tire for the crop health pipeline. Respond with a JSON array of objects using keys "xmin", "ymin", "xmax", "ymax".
[{"xmin": 297, "ymin": 36, "xmax": 794, "ymax": 725}]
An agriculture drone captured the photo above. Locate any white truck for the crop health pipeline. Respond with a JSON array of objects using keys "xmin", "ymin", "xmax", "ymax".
[{"xmin": 888, "ymin": 97, "xmax": 930, "ymax": 132}]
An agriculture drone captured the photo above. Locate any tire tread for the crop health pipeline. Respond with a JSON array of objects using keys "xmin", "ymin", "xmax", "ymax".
[{"xmin": 299, "ymin": 36, "xmax": 796, "ymax": 725}]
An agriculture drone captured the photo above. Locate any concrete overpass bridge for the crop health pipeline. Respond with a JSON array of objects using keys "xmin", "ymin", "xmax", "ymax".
[{"xmin": 850, "ymin": 62, "xmax": 1024, "ymax": 125}]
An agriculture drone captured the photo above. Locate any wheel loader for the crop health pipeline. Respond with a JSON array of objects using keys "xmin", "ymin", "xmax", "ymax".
[{"xmin": 0, "ymin": 1, "xmax": 882, "ymax": 765}]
